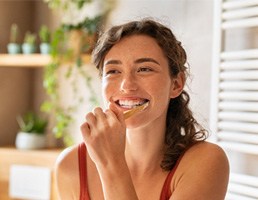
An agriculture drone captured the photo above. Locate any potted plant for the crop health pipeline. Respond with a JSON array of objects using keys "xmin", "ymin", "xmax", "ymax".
[
  {"xmin": 15, "ymin": 112, "xmax": 48, "ymax": 150},
  {"xmin": 22, "ymin": 31, "xmax": 36, "ymax": 54},
  {"xmin": 7, "ymin": 23, "xmax": 21, "ymax": 54},
  {"xmin": 39, "ymin": 25, "xmax": 51, "ymax": 54}
]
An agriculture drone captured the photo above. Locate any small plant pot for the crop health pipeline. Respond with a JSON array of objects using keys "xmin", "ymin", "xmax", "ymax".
[
  {"xmin": 7, "ymin": 43, "xmax": 21, "ymax": 54},
  {"xmin": 15, "ymin": 132, "xmax": 47, "ymax": 150},
  {"xmin": 40, "ymin": 43, "xmax": 51, "ymax": 54},
  {"xmin": 22, "ymin": 43, "xmax": 36, "ymax": 54}
]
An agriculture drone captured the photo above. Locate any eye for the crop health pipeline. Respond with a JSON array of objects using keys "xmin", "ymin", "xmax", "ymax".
[
  {"xmin": 137, "ymin": 67, "xmax": 153, "ymax": 73},
  {"xmin": 104, "ymin": 69, "xmax": 120, "ymax": 76}
]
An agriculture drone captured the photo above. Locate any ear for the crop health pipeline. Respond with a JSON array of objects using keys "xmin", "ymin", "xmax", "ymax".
[{"xmin": 170, "ymin": 72, "xmax": 185, "ymax": 98}]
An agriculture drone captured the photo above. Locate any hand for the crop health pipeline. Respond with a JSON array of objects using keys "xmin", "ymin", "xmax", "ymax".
[
  {"xmin": 80, "ymin": 103, "xmax": 126, "ymax": 168},
  {"xmin": 81, "ymin": 105, "xmax": 139, "ymax": 200}
]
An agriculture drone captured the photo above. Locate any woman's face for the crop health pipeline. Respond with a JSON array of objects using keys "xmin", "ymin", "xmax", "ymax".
[{"xmin": 102, "ymin": 35, "xmax": 179, "ymax": 128}]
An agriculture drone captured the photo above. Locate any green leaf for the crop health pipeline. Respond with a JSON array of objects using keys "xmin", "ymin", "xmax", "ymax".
[
  {"xmin": 40, "ymin": 101, "xmax": 53, "ymax": 112},
  {"xmin": 17, "ymin": 112, "xmax": 48, "ymax": 134}
]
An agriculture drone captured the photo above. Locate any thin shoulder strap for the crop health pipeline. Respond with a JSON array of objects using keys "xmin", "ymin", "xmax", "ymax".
[
  {"xmin": 160, "ymin": 155, "xmax": 184, "ymax": 200},
  {"xmin": 78, "ymin": 142, "xmax": 90, "ymax": 200}
]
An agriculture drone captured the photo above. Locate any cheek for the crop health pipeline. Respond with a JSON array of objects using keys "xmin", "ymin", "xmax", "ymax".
[
  {"xmin": 151, "ymin": 83, "xmax": 172, "ymax": 115},
  {"xmin": 101, "ymin": 80, "xmax": 108, "ymax": 101},
  {"xmin": 148, "ymin": 78, "xmax": 172, "ymax": 100},
  {"xmin": 101, "ymin": 79, "xmax": 116, "ymax": 103}
]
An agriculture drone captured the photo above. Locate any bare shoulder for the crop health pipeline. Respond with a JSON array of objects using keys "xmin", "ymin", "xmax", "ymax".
[
  {"xmin": 55, "ymin": 144, "xmax": 80, "ymax": 199},
  {"xmin": 171, "ymin": 141, "xmax": 229, "ymax": 200},
  {"xmin": 55, "ymin": 144, "xmax": 78, "ymax": 170},
  {"xmin": 184, "ymin": 141, "xmax": 229, "ymax": 163},
  {"xmin": 177, "ymin": 141, "xmax": 230, "ymax": 177}
]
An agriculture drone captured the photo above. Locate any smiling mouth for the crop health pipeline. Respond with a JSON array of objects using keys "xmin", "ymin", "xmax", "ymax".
[{"xmin": 115, "ymin": 99, "xmax": 149, "ymax": 109}]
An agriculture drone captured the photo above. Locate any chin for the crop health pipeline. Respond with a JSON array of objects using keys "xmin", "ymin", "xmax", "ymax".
[{"xmin": 125, "ymin": 118, "xmax": 150, "ymax": 130}]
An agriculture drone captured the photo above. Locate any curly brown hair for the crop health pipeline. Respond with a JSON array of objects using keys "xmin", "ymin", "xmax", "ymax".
[{"xmin": 92, "ymin": 18, "xmax": 207, "ymax": 171}]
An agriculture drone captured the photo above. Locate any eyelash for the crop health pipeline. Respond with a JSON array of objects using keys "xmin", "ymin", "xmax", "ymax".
[
  {"xmin": 104, "ymin": 67, "xmax": 154, "ymax": 77},
  {"xmin": 137, "ymin": 67, "xmax": 153, "ymax": 72},
  {"xmin": 104, "ymin": 69, "xmax": 120, "ymax": 76}
]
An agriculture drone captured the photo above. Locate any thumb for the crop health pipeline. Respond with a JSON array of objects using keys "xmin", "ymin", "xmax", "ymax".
[{"xmin": 108, "ymin": 100, "xmax": 124, "ymax": 122}]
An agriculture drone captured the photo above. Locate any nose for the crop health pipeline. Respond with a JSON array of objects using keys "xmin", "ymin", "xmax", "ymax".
[{"xmin": 120, "ymin": 73, "xmax": 138, "ymax": 92}]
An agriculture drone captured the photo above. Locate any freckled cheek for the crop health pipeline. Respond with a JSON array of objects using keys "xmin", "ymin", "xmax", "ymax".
[
  {"xmin": 101, "ymin": 79, "xmax": 119, "ymax": 102},
  {"xmin": 148, "ymin": 81, "xmax": 171, "ymax": 102}
]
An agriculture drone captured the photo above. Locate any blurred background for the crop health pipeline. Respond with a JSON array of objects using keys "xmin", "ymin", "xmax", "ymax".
[{"xmin": 0, "ymin": 0, "xmax": 257, "ymax": 199}]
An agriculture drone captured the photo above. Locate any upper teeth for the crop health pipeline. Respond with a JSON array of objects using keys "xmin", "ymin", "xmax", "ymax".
[{"xmin": 118, "ymin": 100, "xmax": 147, "ymax": 108}]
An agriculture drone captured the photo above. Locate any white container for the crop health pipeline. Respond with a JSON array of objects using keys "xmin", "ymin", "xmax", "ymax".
[
  {"xmin": 15, "ymin": 132, "xmax": 47, "ymax": 150},
  {"xmin": 7, "ymin": 43, "xmax": 21, "ymax": 54},
  {"xmin": 22, "ymin": 43, "xmax": 36, "ymax": 54},
  {"xmin": 40, "ymin": 43, "xmax": 51, "ymax": 54}
]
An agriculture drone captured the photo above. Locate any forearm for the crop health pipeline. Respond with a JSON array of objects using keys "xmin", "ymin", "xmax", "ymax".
[{"xmin": 96, "ymin": 159, "xmax": 139, "ymax": 200}]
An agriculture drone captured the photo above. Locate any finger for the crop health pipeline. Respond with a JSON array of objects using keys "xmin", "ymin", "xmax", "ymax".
[
  {"xmin": 108, "ymin": 100, "xmax": 124, "ymax": 122},
  {"xmin": 80, "ymin": 122, "xmax": 91, "ymax": 141},
  {"xmin": 104, "ymin": 109, "xmax": 117, "ymax": 121},
  {"xmin": 93, "ymin": 107, "xmax": 106, "ymax": 121},
  {"xmin": 85, "ymin": 112, "xmax": 96, "ymax": 127}
]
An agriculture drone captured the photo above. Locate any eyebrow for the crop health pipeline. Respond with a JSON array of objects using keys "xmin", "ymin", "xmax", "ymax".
[
  {"xmin": 104, "ymin": 57, "xmax": 160, "ymax": 66},
  {"xmin": 134, "ymin": 57, "xmax": 160, "ymax": 65},
  {"xmin": 104, "ymin": 60, "xmax": 122, "ymax": 66}
]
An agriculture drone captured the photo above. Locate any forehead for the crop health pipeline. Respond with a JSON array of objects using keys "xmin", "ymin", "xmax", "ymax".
[{"xmin": 104, "ymin": 34, "xmax": 167, "ymax": 62}]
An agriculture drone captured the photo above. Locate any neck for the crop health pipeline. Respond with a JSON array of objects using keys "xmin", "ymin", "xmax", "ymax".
[{"xmin": 125, "ymin": 120, "xmax": 166, "ymax": 176}]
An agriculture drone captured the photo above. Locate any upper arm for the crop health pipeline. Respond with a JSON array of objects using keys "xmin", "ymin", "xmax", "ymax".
[
  {"xmin": 170, "ymin": 142, "xmax": 229, "ymax": 200},
  {"xmin": 55, "ymin": 145, "xmax": 79, "ymax": 200}
]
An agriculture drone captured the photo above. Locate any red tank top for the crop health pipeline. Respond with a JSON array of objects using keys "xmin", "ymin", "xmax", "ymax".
[{"xmin": 78, "ymin": 142, "xmax": 182, "ymax": 200}]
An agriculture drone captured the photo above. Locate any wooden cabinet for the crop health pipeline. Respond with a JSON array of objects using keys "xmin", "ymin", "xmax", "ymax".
[
  {"xmin": 0, "ymin": 54, "xmax": 56, "ymax": 199},
  {"xmin": 0, "ymin": 147, "xmax": 62, "ymax": 200},
  {"xmin": 0, "ymin": 54, "xmax": 50, "ymax": 146},
  {"xmin": 0, "ymin": 53, "xmax": 91, "ymax": 199}
]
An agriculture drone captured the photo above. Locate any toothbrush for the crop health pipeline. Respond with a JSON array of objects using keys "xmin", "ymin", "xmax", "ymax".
[{"xmin": 123, "ymin": 102, "xmax": 149, "ymax": 119}]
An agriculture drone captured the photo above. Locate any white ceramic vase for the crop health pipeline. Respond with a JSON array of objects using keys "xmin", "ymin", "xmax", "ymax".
[
  {"xmin": 15, "ymin": 132, "xmax": 47, "ymax": 150},
  {"xmin": 40, "ymin": 43, "xmax": 51, "ymax": 54},
  {"xmin": 22, "ymin": 43, "xmax": 36, "ymax": 54},
  {"xmin": 7, "ymin": 43, "xmax": 21, "ymax": 54}
]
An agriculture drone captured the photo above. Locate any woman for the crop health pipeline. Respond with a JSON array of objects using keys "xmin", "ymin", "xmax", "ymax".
[{"xmin": 55, "ymin": 19, "xmax": 229, "ymax": 200}]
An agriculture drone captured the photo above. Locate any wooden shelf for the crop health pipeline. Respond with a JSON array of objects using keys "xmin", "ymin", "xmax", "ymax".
[
  {"xmin": 0, "ymin": 54, "xmax": 51, "ymax": 67},
  {"xmin": 0, "ymin": 54, "xmax": 92, "ymax": 68}
]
